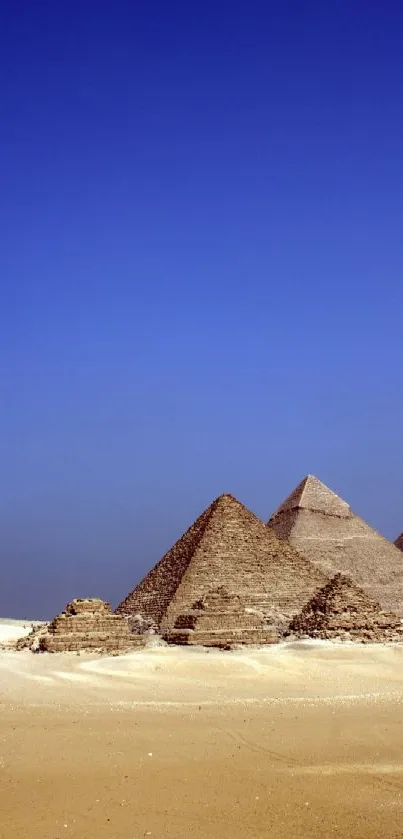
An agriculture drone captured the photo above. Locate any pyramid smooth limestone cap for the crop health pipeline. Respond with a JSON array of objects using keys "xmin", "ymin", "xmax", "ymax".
[{"xmin": 270, "ymin": 474, "xmax": 351, "ymax": 519}]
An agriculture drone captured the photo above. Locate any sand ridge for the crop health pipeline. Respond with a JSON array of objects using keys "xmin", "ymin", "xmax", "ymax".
[{"xmin": 2, "ymin": 641, "xmax": 403, "ymax": 708}]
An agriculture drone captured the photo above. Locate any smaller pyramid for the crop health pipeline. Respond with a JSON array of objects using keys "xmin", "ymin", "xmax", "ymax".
[
  {"xmin": 268, "ymin": 475, "xmax": 403, "ymax": 615},
  {"xmin": 395, "ymin": 533, "xmax": 403, "ymax": 552},
  {"xmin": 165, "ymin": 586, "xmax": 278, "ymax": 648},
  {"xmin": 289, "ymin": 574, "xmax": 403, "ymax": 642},
  {"xmin": 37, "ymin": 598, "xmax": 144, "ymax": 653}
]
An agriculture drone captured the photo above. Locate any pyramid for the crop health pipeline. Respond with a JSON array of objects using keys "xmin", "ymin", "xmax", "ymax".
[
  {"xmin": 289, "ymin": 573, "xmax": 403, "ymax": 642},
  {"xmin": 395, "ymin": 533, "xmax": 403, "ymax": 552},
  {"xmin": 165, "ymin": 586, "xmax": 277, "ymax": 647},
  {"xmin": 268, "ymin": 475, "xmax": 403, "ymax": 615},
  {"xmin": 116, "ymin": 494, "xmax": 328, "ymax": 638},
  {"xmin": 37, "ymin": 599, "xmax": 144, "ymax": 653}
]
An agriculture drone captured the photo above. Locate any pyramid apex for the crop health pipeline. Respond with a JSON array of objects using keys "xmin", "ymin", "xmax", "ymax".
[
  {"xmin": 211, "ymin": 492, "xmax": 249, "ymax": 510},
  {"xmin": 328, "ymin": 572, "xmax": 355, "ymax": 588},
  {"xmin": 271, "ymin": 474, "xmax": 351, "ymax": 520}
]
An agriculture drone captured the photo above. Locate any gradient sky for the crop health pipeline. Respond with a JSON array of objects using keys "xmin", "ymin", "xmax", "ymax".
[{"xmin": 1, "ymin": 1, "xmax": 402, "ymax": 619}]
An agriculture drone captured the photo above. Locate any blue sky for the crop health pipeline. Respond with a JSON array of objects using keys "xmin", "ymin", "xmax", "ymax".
[{"xmin": 1, "ymin": 1, "xmax": 402, "ymax": 618}]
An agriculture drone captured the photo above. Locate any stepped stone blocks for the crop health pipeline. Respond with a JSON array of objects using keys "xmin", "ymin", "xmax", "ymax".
[
  {"xmin": 116, "ymin": 493, "xmax": 328, "ymax": 638},
  {"xmin": 268, "ymin": 475, "xmax": 403, "ymax": 615},
  {"xmin": 165, "ymin": 586, "xmax": 278, "ymax": 647},
  {"xmin": 39, "ymin": 598, "xmax": 145, "ymax": 653},
  {"xmin": 289, "ymin": 573, "xmax": 403, "ymax": 642},
  {"xmin": 395, "ymin": 533, "xmax": 403, "ymax": 552}
]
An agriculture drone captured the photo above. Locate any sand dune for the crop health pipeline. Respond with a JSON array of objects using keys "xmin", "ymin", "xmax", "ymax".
[
  {"xmin": 3, "ymin": 640, "xmax": 403, "ymax": 706},
  {"xmin": 2, "ymin": 642, "xmax": 403, "ymax": 837}
]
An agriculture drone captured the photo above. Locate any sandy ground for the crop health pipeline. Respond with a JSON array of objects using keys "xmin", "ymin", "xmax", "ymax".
[
  {"xmin": 2, "ymin": 640, "xmax": 403, "ymax": 838},
  {"xmin": 0, "ymin": 619, "xmax": 46, "ymax": 648}
]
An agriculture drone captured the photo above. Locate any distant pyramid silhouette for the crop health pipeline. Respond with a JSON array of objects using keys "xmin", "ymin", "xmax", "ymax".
[
  {"xmin": 289, "ymin": 573, "xmax": 402, "ymax": 640},
  {"xmin": 116, "ymin": 493, "xmax": 328, "ymax": 634},
  {"xmin": 395, "ymin": 533, "xmax": 403, "ymax": 552},
  {"xmin": 268, "ymin": 476, "xmax": 403, "ymax": 615}
]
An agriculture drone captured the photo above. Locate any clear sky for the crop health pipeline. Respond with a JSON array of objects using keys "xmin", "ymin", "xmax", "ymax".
[{"xmin": 1, "ymin": 1, "xmax": 402, "ymax": 619}]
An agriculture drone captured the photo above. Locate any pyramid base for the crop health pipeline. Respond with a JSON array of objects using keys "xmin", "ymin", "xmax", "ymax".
[
  {"xmin": 164, "ymin": 628, "xmax": 278, "ymax": 648},
  {"xmin": 39, "ymin": 632, "xmax": 146, "ymax": 653}
]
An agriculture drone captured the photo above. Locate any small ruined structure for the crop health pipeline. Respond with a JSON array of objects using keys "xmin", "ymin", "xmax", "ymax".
[
  {"xmin": 289, "ymin": 573, "xmax": 403, "ymax": 642},
  {"xmin": 116, "ymin": 493, "xmax": 328, "ymax": 643},
  {"xmin": 165, "ymin": 586, "xmax": 278, "ymax": 647},
  {"xmin": 38, "ymin": 598, "xmax": 144, "ymax": 653},
  {"xmin": 268, "ymin": 475, "xmax": 403, "ymax": 615},
  {"xmin": 395, "ymin": 533, "xmax": 403, "ymax": 552}
]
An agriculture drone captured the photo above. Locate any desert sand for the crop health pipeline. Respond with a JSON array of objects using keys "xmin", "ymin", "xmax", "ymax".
[
  {"xmin": 0, "ymin": 618, "xmax": 43, "ymax": 648},
  {"xmin": 2, "ymin": 634, "xmax": 403, "ymax": 838}
]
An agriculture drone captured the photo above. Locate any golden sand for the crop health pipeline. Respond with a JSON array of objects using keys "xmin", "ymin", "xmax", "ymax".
[{"xmin": 1, "ymin": 642, "xmax": 403, "ymax": 838}]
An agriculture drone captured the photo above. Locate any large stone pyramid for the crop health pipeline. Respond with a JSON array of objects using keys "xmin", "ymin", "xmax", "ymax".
[
  {"xmin": 268, "ymin": 475, "xmax": 403, "ymax": 615},
  {"xmin": 395, "ymin": 533, "xmax": 403, "ymax": 552},
  {"xmin": 289, "ymin": 573, "xmax": 403, "ymax": 642},
  {"xmin": 116, "ymin": 493, "xmax": 328, "ymax": 636}
]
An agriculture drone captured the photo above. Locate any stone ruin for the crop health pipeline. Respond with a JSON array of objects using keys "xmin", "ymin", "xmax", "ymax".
[
  {"xmin": 127, "ymin": 612, "xmax": 158, "ymax": 635},
  {"xmin": 164, "ymin": 586, "xmax": 278, "ymax": 648},
  {"xmin": 37, "ymin": 598, "xmax": 145, "ymax": 653},
  {"xmin": 288, "ymin": 573, "xmax": 403, "ymax": 643}
]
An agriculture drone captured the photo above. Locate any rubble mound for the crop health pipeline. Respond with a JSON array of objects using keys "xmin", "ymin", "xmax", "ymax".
[
  {"xmin": 289, "ymin": 574, "xmax": 403, "ymax": 642},
  {"xmin": 165, "ymin": 586, "xmax": 278, "ymax": 648},
  {"xmin": 38, "ymin": 598, "xmax": 145, "ymax": 653},
  {"xmin": 16, "ymin": 622, "xmax": 49, "ymax": 651}
]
